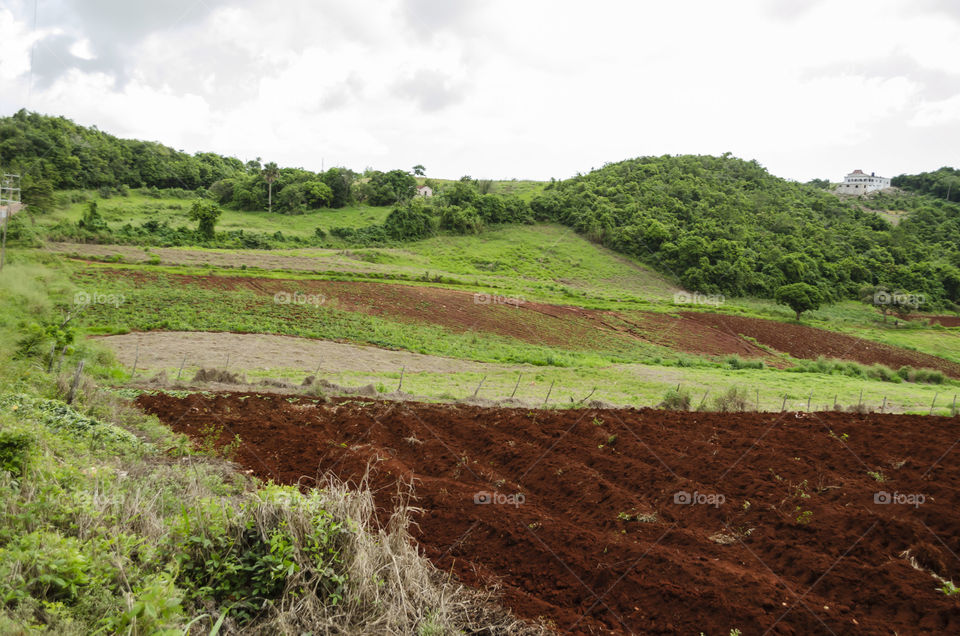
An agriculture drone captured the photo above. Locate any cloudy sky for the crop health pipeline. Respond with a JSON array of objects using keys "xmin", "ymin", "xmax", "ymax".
[{"xmin": 0, "ymin": 0, "xmax": 958, "ymax": 182}]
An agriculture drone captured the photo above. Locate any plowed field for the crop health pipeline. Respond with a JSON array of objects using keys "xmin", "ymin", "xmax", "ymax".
[
  {"xmin": 682, "ymin": 312, "xmax": 960, "ymax": 379},
  {"xmin": 138, "ymin": 392, "xmax": 960, "ymax": 635}
]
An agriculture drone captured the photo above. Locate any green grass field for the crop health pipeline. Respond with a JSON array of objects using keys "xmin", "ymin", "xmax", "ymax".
[
  {"xmin": 41, "ymin": 191, "xmax": 394, "ymax": 238},
  {"xmin": 17, "ymin": 189, "xmax": 960, "ymax": 415}
]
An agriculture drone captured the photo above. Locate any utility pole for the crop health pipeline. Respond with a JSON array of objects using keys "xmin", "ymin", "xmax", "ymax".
[{"xmin": 0, "ymin": 172, "xmax": 22, "ymax": 272}]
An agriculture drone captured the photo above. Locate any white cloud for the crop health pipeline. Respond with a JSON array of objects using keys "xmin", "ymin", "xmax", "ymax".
[
  {"xmin": 911, "ymin": 93, "xmax": 960, "ymax": 127},
  {"xmin": 0, "ymin": 0, "xmax": 958, "ymax": 182}
]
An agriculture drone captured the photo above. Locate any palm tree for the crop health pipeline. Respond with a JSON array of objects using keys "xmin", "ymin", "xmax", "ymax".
[{"xmin": 262, "ymin": 162, "xmax": 279, "ymax": 213}]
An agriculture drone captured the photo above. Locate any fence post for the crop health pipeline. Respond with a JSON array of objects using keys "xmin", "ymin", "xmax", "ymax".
[
  {"xmin": 881, "ymin": 396, "xmax": 886, "ymax": 414},
  {"xmin": 930, "ymin": 393, "xmax": 939, "ymax": 416},
  {"xmin": 177, "ymin": 355, "xmax": 187, "ymax": 381},
  {"xmin": 130, "ymin": 342, "xmax": 139, "ymax": 380},
  {"xmin": 544, "ymin": 379, "xmax": 555, "ymax": 406},
  {"xmin": 46, "ymin": 341, "xmax": 57, "ymax": 373},
  {"xmin": 698, "ymin": 390, "xmax": 710, "ymax": 411},
  {"xmin": 397, "ymin": 366, "xmax": 405, "ymax": 392},
  {"xmin": 781, "ymin": 395, "xmax": 787, "ymax": 412},
  {"xmin": 510, "ymin": 373, "xmax": 522, "ymax": 398},
  {"xmin": 473, "ymin": 375, "xmax": 486, "ymax": 398},
  {"xmin": 67, "ymin": 360, "xmax": 85, "ymax": 405}
]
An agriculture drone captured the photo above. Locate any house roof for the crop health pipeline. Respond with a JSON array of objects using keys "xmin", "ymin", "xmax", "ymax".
[{"xmin": 850, "ymin": 169, "xmax": 865, "ymax": 174}]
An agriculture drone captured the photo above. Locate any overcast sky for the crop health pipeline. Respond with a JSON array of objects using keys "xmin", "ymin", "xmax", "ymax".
[{"xmin": 0, "ymin": 0, "xmax": 958, "ymax": 182}]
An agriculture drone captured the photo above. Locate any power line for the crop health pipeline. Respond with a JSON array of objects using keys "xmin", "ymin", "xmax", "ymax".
[{"xmin": 26, "ymin": 0, "xmax": 38, "ymax": 107}]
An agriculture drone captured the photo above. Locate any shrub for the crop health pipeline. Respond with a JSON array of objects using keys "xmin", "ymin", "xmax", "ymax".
[
  {"xmin": 661, "ymin": 386, "xmax": 692, "ymax": 410},
  {"xmin": 724, "ymin": 355, "xmax": 765, "ymax": 370},
  {"xmin": 0, "ymin": 430, "xmax": 33, "ymax": 478},
  {"xmin": 712, "ymin": 386, "xmax": 752, "ymax": 412}
]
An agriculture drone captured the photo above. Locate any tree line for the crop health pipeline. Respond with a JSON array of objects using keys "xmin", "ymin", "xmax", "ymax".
[
  {"xmin": 524, "ymin": 154, "xmax": 960, "ymax": 310},
  {"xmin": 0, "ymin": 110, "xmax": 421, "ymax": 215}
]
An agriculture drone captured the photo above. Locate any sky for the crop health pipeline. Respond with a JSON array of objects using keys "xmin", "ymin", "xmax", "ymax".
[{"xmin": 0, "ymin": 0, "xmax": 958, "ymax": 182}]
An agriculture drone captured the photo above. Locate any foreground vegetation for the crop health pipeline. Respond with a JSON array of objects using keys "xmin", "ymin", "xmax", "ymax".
[{"xmin": 0, "ymin": 263, "xmax": 530, "ymax": 634}]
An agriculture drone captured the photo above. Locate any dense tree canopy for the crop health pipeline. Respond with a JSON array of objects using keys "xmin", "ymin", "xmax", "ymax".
[
  {"xmin": 892, "ymin": 167, "xmax": 960, "ymax": 203},
  {"xmin": 0, "ymin": 110, "xmax": 244, "ymax": 190},
  {"xmin": 528, "ymin": 154, "xmax": 960, "ymax": 308}
]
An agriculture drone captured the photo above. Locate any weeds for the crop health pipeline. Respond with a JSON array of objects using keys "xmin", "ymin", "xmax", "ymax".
[
  {"xmin": 711, "ymin": 386, "xmax": 752, "ymax": 412},
  {"xmin": 661, "ymin": 386, "xmax": 692, "ymax": 410}
]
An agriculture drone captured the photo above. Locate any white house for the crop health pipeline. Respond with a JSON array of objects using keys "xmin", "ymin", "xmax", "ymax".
[
  {"xmin": 416, "ymin": 184, "xmax": 433, "ymax": 197},
  {"xmin": 836, "ymin": 169, "xmax": 891, "ymax": 195}
]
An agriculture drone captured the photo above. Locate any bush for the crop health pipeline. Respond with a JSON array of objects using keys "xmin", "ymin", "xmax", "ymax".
[
  {"xmin": 173, "ymin": 490, "xmax": 347, "ymax": 623},
  {"xmin": 724, "ymin": 355, "xmax": 765, "ymax": 370},
  {"xmin": 0, "ymin": 429, "xmax": 33, "ymax": 478},
  {"xmin": 661, "ymin": 386, "xmax": 692, "ymax": 410},
  {"xmin": 383, "ymin": 201, "xmax": 437, "ymax": 240},
  {"xmin": 711, "ymin": 386, "xmax": 752, "ymax": 412}
]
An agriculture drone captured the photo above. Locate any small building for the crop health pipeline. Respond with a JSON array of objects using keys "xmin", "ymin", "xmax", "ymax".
[
  {"xmin": 416, "ymin": 184, "xmax": 433, "ymax": 197},
  {"xmin": 836, "ymin": 169, "xmax": 890, "ymax": 195}
]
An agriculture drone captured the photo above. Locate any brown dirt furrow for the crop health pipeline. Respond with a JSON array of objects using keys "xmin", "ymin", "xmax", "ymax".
[
  {"xmin": 682, "ymin": 312, "xmax": 960, "ymax": 378},
  {"xmin": 137, "ymin": 392, "xmax": 960, "ymax": 635}
]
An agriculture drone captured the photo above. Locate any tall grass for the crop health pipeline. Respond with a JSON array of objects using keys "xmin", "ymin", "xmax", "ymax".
[{"xmin": 788, "ymin": 356, "xmax": 948, "ymax": 385}]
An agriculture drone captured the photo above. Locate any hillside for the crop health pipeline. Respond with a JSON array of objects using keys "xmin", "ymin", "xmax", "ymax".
[
  {"xmin": 893, "ymin": 166, "xmax": 960, "ymax": 203},
  {"xmin": 529, "ymin": 155, "xmax": 960, "ymax": 308}
]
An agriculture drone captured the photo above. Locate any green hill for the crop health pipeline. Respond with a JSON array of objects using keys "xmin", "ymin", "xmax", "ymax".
[{"xmin": 528, "ymin": 154, "xmax": 960, "ymax": 307}]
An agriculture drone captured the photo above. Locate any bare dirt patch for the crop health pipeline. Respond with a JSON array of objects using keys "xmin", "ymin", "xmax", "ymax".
[
  {"xmin": 93, "ymin": 331, "xmax": 517, "ymax": 375},
  {"xmin": 138, "ymin": 392, "xmax": 960, "ymax": 635},
  {"xmin": 683, "ymin": 312, "xmax": 960, "ymax": 378}
]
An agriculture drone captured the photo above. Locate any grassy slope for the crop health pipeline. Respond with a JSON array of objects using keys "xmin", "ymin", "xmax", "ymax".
[
  {"xmin": 27, "ymin": 193, "xmax": 960, "ymax": 412},
  {"xmin": 0, "ymin": 259, "xmax": 526, "ymax": 634},
  {"xmin": 40, "ymin": 191, "xmax": 394, "ymax": 238}
]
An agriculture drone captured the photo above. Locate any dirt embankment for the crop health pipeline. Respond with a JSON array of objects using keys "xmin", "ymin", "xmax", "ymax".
[
  {"xmin": 138, "ymin": 392, "xmax": 960, "ymax": 635},
  {"xmin": 683, "ymin": 312, "xmax": 960, "ymax": 378}
]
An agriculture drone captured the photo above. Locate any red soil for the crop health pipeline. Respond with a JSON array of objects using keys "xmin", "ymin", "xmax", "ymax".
[
  {"xmin": 138, "ymin": 392, "xmax": 960, "ymax": 635},
  {"xmin": 917, "ymin": 315, "xmax": 960, "ymax": 328},
  {"xmin": 93, "ymin": 270, "xmax": 777, "ymax": 361},
  {"xmin": 91, "ymin": 269, "xmax": 958, "ymax": 373},
  {"xmin": 682, "ymin": 312, "xmax": 960, "ymax": 379}
]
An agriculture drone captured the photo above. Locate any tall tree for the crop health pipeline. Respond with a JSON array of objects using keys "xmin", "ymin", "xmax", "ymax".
[
  {"xmin": 262, "ymin": 161, "xmax": 279, "ymax": 213},
  {"xmin": 775, "ymin": 283, "xmax": 822, "ymax": 321},
  {"xmin": 189, "ymin": 199, "xmax": 222, "ymax": 239},
  {"xmin": 412, "ymin": 164, "xmax": 425, "ymax": 177}
]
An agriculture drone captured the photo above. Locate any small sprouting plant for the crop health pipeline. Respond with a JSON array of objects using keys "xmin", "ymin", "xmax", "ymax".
[
  {"xmin": 868, "ymin": 470, "xmax": 886, "ymax": 483},
  {"xmin": 940, "ymin": 581, "xmax": 960, "ymax": 596},
  {"xmin": 795, "ymin": 508, "xmax": 814, "ymax": 525}
]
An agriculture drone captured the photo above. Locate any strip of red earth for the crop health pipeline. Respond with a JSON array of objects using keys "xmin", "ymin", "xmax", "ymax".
[
  {"xmin": 80, "ymin": 270, "xmax": 779, "ymax": 362},
  {"xmin": 137, "ymin": 391, "xmax": 960, "ymax": 635},
  {"xmin": 681, "ymin": 312, "xmax": 960, "ymax": 379},
  {"xmin": 84, "ymin": 269, "xmax": 959, "ymax": 374}
]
